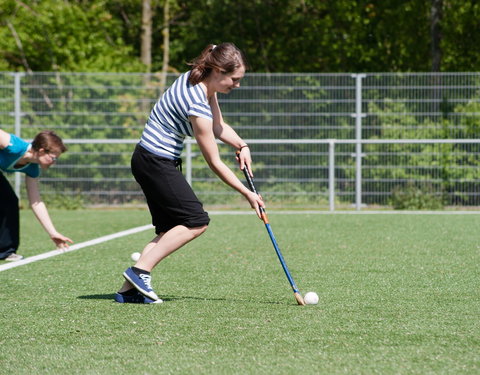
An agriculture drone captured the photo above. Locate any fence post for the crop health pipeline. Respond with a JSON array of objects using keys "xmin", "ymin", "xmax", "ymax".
[
  {"xmin": 328, "ymin": 140, "xmax": 335, "ymax": 211},
  {"xmin": 13, "ymin": 72, "xmax": 25, "ymax": 198},
  {"xmin": 352, "ymin": 74, "xmax": 366, "ymax": 210},
  {"xmin": 185, "ymin": 139, "xmax": 192, "ymax": 186}
]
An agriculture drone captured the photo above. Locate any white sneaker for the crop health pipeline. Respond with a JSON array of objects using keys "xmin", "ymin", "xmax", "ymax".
[{"xmin": 4, "ymin": 253, "xmax": 24, "ymax": 262}]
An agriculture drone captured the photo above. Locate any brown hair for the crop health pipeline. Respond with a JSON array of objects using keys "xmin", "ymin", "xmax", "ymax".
[
  {"xmin": 188, "ymin": 42, "xmax": 248, "ymax": 85},
  {"xmin": 31, "ymin": 130, "xmax": 67, "ymax": 153}
]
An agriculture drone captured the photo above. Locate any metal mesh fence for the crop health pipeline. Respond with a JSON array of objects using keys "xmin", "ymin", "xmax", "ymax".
[
  {"xmin": 223, "ymin": 73, "xmax": 357, "ymax": 139},
  {"xmin": 1, "ymin": 72, "xmax": 479, "ymax": 210},
  {"xmin": 360, "ymin": 140, "xmax": 480, "ymax": 207},
  {"xmin": 363, "ymin": 73, "xmax": 480, "ymax": 139}
]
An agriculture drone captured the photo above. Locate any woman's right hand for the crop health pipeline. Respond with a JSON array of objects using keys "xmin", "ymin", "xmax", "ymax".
[
  {"xmin": 50, "ymin": 232, "xmax": 74, "ymax": 250},
  {"xmin": 246, "ymin": 191, "xmax": 265, "ymax": 220}
]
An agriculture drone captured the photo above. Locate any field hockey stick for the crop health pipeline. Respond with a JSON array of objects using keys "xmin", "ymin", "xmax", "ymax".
[{"xmin": 237, "ymin": 154, "xmax": 305, "ymax": 306}]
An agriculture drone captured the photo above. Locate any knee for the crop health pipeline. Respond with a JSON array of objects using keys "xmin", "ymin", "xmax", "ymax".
[{"xmin": 191, "ymin": 225, "xmax": 208, "ymax": 239}]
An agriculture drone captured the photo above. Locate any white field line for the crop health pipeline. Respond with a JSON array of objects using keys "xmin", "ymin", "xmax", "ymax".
[
  {"xmin": 209, "ymin": 210, "xmax": 480, "ymax": 215},
  {"xmin": 2, "ymin": 210, "xmax": 480, "ymax": 273},
  {"xmin": 0, "ymin": 224, "xmax": 153, "ymax": 273}
]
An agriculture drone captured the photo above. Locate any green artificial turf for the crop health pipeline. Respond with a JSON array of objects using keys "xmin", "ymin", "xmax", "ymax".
[{"xmin": 0, "ymin": 210, "xmax": 479, "ymax": 374}]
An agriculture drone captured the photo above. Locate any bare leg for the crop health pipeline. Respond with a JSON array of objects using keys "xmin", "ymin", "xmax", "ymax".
[{"xmin": 118, "ymin": 224, "xmax": 207, "ymax": 292}]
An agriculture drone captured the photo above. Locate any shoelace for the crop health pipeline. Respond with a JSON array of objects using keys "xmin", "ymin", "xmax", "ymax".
[{"xmin": 139, "ymin": 274, "xmax": 153, "ymax": 290}]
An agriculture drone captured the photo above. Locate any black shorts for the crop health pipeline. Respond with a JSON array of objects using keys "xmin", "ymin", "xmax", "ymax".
[{"xmin": 131, "ymin": 144, "xmax": 210, "ymax": 234}]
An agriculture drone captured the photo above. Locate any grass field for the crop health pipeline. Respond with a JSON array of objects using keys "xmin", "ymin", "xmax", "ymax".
[{"xmin": 0, "ymin": 209, "xmax": 479, "ymax": 374}]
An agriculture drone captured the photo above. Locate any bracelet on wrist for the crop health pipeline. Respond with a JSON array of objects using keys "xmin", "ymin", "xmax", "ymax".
[{"xmin": 238, "ymin": 144, "xmax": 249, "ymax": 151}]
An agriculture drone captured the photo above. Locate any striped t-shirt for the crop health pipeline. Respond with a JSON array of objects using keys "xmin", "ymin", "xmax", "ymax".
[{"xmin": 139, "ymin": 71, "xmax": 213, "ymax": 159}]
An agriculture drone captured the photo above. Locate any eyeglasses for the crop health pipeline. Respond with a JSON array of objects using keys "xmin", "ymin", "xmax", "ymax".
[{"xmin": 46, "ymin": 152, "xmax": 58, "ymax": 162}]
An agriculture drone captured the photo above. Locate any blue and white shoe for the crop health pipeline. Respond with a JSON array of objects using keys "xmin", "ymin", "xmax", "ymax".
[
  {"xmin": 114, "ymin": 292, "xmax": 163, "ymax": 304},
  {"xmin": 122, "ymin": 267, "xmax": 160, "ymax": 301}
]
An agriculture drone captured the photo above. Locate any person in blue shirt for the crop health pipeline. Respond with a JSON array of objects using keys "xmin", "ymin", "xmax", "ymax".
[
  {"xmin": 0, "ymin": 129, "xmax": 73, "ymax": 261},
  {"xmin": 116, "ymin": 42, "xmax": 265, "ymax": 304}
]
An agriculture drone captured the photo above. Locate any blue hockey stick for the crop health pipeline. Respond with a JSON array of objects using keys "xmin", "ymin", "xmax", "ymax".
[{"xmin": 239, "ymin": 161, "xmax": 305, "ymax": 306}]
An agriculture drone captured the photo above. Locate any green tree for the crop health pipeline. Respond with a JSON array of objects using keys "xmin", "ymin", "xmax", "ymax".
[
  {"xmin": 169, "ymin": 0, "xmax": 433, "ymax": 73},
  {"xmin": 1, "ymin": 0, "xmax": 479, "ymax": 73},
  {"xmin": 0, "ymin": 0, "xmax": 144, "ymax": 72},
  {"xmin": 441, "ymin": 1, "xmax": 480, "ymax": 71}
]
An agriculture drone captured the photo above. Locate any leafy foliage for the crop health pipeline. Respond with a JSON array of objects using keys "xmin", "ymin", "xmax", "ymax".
[
  {"xmin": 389, "ymin": 182, "xmax": 445, "ymax": 210},
  {"xmin": 0, "ymin": 0, "xmax": 479, "ymax": 73},
  {"xmin": 0, "ymin": 0, "xmax": 144, "ymax": 72}
]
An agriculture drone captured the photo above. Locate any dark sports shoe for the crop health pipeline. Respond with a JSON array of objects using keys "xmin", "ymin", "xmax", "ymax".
[
  {"xmin": 114, "ymin": 292, "xmax": 163, "ymax": 304},
  {"xmin": 122, "ymin": 267, "xmax": 160, "ymax": 301}
]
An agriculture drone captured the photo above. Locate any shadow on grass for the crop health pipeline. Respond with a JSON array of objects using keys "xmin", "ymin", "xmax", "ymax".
[{"xmin": 77, "ymin": 293, "xmax": 288, "ymax": 305}]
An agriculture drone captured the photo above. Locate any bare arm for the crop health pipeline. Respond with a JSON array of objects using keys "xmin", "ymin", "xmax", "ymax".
[
  {"xmin": 0, "ymin": 129, "xmax": 11, "ymax": 149},
  {"xmin": 190, "ymin": 115, "xmax": 264, "ymax": 218},
  {"xmin": 25, "ymin": 176, "xmax": 73, "ymax": 249},
  {"xmin": 209, "ymin": 94, "xmax": 253, "ymax": 176}
]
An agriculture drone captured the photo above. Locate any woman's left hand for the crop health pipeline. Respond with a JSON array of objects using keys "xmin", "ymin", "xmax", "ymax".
[{"xmin": 236, "ymin": 146, "xmax": 253, "ymax": 176}]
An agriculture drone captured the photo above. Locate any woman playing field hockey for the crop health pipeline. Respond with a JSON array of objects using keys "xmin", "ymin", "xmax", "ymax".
[
  {"xmin": 0, "ymin": 129, "xmax": 73, "ymax": 261},
  {"xmin": 116, "ymin": 42, "xmax": 264, "ymax": 304}
]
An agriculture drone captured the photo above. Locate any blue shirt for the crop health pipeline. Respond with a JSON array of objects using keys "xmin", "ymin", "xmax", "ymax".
[
  {"xmin": 0, "ymin": 134, "xmax": 40, "ymax": 178},
  {"xmin": 139, "ymin": 71, "xmax": 213, "ymax": 159}
]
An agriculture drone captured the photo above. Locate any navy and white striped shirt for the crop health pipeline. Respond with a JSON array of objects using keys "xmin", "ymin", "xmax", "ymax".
[{"xmin": 139, "ymin": 71, "xmax": 212, "ymax": 159}]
